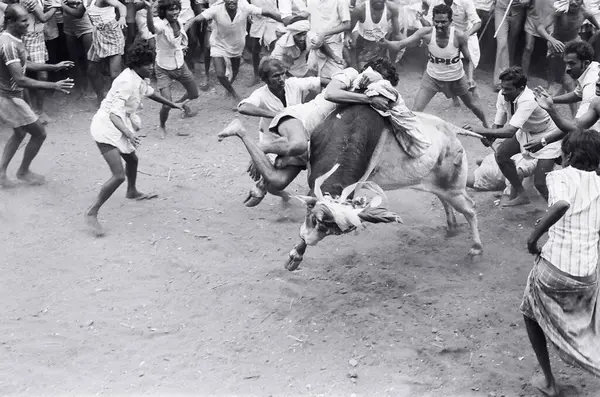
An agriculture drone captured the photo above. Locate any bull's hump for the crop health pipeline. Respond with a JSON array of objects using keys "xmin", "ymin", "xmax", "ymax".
[{"xmin": 309, "ymin": 105, "xmax": 388, "ymax": 194}]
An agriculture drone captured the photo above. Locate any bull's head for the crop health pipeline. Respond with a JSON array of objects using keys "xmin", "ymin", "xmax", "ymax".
[{"xmin": 296, "ymin": 164, "xmax": 403, "ymax": 246}]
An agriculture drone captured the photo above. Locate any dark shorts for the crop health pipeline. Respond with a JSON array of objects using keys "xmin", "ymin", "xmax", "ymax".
[
  {"xmin": 155, "ymin": 63, "xmax": 195, "ymax": 90},
  {"xmin": 420, "ymin": 72, "xmax": 470, "ymax": 98},
  {"xmin": 96, "ymin": 142, "xmax": 118, "ymax": 155}
]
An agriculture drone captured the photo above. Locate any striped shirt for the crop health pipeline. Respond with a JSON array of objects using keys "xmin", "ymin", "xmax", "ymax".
[
  {"xmin": 541, "ymin": 166, "xmax": 600, "ymax": 277},
  {"xmin": 0, "ymin": 32, "xmax": 27, "ymax": 97}
]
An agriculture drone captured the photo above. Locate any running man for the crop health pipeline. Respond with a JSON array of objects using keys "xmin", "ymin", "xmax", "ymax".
[
  {"xmin": 382, "ymin": 4, "xmax": 489, "ymax": 127},
  {"xmin": 0, "ymin": 4, "xmax": 74, "ymax": 188}
]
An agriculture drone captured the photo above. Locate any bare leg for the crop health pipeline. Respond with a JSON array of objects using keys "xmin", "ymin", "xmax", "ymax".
[
  {"xmin": 522, "ymin": 33, "xmax": 536, "ymax": 75},
  {"xmin": 86, "ymin": 148, "xmax": 126, "ymax": 237},
  {"xmin": 201, "ymin": 28, "xmax": 211, "ymax": 89},
  {"xmin": 88, "ymin": 60, "xmax": 105, "ymax": 107},
  {"xmin": 159, "ymin": 86, "xmax": 173, "ymax": 139},
  {"xmin": 459, "ymin": 91, "xmax": 490, "ymax": 127},
  {"xmin": 523, "ymin": 316, "xmax": 561, "ymax": 397},
  {"xmin": 213, "ymin": 57, "xmax": 239, "ymax": 100},
  {"xmin": 108, "ymin": 54, "xmax": 122, "ymax": 82},
  {"xmin": 230, "ymin": 57, "xmax": 241, "ymax": 84},
  {"xmin": 217, "ymin": 119, "xmax": 307, "ymax": 189},
  {"xmin": 533, "ymin": 159, "xmax": 556, "ymax": 202},
  {"xmin": 0, "ymin": 128, "xmax": 27, "ymax": 188},
  {"xmin": 412, "ymin": 86, "xmax": 437, "ymax": 112},
  {"xmin": 495, "ymin": 136, "xmax": 530, "ymax": 206},
  {"xmin": 249, "ymin": 37, "xmax": 261, "ymax": 86}
]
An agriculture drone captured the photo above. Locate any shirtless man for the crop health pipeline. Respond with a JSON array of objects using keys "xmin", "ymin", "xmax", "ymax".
[
  {"xmin": 382, "ymin": 4, "xmax": 489, "ymax": 127},
  {"xmin": 537, "ymin": 0, "xmax": 599, "ymax": 115},
  {"xmin": 217, "ymin": 57, "xmax": 397, "ymax": 205},
  {"xmin": 349, "ymin": 0, "xmax": 400, "ymax": 70}
]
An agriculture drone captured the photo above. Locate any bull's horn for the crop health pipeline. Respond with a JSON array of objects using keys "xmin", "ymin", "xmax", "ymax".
[
  {"xmin": 314, "ymin": 163, "xmax": 340, "ymax": 201},
  {"xmin": 294, "ymin": 195, "xmax": 318, "ymax": 207},
  {"xmin": 340, "ymin": 180, "xmax": 387, "ymax": 203}
]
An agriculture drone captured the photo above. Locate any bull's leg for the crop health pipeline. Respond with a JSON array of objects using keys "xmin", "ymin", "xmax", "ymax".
[
  {"xmin": 443, "ymin": 191, "xmax": 482, "ymax": 256},
  {"xmin": 285, "ymin": 239, "xmax": 307, "ymax": 271},
  {"xmin": 436, "ymin": 195, "xmax": 458, "ymax": 236}
]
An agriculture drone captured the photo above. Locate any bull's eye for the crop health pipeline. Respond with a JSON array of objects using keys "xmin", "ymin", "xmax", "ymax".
[{"xmin": 315, "ymin": 220, "xmax": 330, "ymax": 233}]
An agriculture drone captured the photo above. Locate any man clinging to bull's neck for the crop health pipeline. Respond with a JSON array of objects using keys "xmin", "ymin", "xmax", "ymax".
[
  {"xmin": 236, "ymin": 58, "xmax": 330, "ymax": 206},
  {"xmin": 217, "ymin": 57, "xmax": 400, "ymax": 207}
]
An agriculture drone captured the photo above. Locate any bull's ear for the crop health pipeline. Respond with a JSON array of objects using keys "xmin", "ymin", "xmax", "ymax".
[
  {"xmin": 294, "ymin": 195, "xmax": 318, "ymax": 208},
  {"xmin": 358, "ymin": 207, "xmax": 403, "ymax": 224}
]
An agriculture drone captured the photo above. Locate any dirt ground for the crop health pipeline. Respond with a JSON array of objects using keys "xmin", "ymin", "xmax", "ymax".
[{"xmin": 1, "ymin": 58, "xmax": 600, "ymax": 397}]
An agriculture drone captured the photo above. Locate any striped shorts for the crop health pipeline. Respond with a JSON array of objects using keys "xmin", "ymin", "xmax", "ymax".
[
  {"xmin": 87, "ymin": 21, "xmax": 125, "ymax": 62},
  {"xmin": 22, "ymin": 31, "xmax": 48, "ymax": 64}
]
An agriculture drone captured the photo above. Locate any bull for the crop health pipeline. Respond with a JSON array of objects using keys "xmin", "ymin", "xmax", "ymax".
[{"xmin": 285, "ymin": 104, "xmax": 483, "ymax": 271}]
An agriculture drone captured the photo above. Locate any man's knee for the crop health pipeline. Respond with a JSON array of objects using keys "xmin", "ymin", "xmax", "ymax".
[
  {"xmin": 114, "ymin": 171, "xmax": 126, "ymax": 184},
  {"xmin": 27, "ymin": 122, "xmax": 47, "ymax": 141},
  {"xmin": 495, "ymin": 146, "xmax": 516, "ymax": 165}
]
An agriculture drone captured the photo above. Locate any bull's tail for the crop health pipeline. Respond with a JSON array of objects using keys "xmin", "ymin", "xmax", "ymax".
[{"xmin": 413, "ymin": 111, "xmax": 484, "ymax": 139}]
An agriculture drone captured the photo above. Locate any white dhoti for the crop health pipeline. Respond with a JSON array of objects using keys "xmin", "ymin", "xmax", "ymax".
[{"xmin": 306, "ymin": 31, "xmax": 345, "ymax": 79}]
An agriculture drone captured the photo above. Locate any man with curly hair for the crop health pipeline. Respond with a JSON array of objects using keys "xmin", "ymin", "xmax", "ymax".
[
  {"xmin": 85, "ymin": 41, "xmax": 185, "ymax": 237},
  {"xmin": 217, "ymin": 57, "xmax": 417, "ymax": 207},
  {"xmin": 145, "ymin": 0, "xmax": 199, "ymax": 139}
]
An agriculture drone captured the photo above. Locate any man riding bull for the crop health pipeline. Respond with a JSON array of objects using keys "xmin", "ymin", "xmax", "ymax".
[{"xmin": 218, "ymin": 56, "xmax": 431, "ymax": 207}]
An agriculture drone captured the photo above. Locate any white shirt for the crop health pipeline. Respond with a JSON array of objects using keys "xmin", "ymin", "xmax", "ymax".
[
  {"xmin": 278, "ymin": 0, "xmax": 307, "ymax": 15},
  {"xmin": 240, "ymin": 76, "xmax": 321, "ymax": 134},
  {"xmin": 271, "ymin": 39, "xmax": 310, "ymax": 77},
  {"xmin": 494, "ymin": 87, "xmax": 562, "ymax": 159},
  {"xmin": 201, "ymin": 0, "xmax": 263, "ymax": 57},
  {"xmin": 574, "ymin": 61, "xmax": 600, "ymax": 130},
  {"xmin": 542, "ymin": 166, "xmax": 600, "ymax": 277},
  {"xmin": 179, "ymin": 0, "xmax": 195, "ymax": 23},
  {"xmin": 153, "ymin": 17, "xmax": 188, "ymax": 70},
  {"xmin": 91, "ymin": 68, "xmax": 154, "ymax": 153},
  {"xmin": 270, "ymin": 68, "xmax": 359, "ymax": 137},
  {"xmin": 306, "ymin": 0, "xmax": 351, "ymax": 45}
]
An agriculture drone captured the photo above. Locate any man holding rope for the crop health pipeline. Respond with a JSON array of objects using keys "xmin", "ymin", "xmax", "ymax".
[{"xmin": 464, "ymin": 66, "xmax": 561, "ymax": 207}]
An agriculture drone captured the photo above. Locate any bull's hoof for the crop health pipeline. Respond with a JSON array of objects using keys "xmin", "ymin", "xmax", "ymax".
[
  {"xmin": 468, "ymin": 244, "xmax": 483, "ymax": 257},
  {"xmin": 284, "ymin": 248, "xmax": 304, "ymax": 271},
  {"xmin": 285, "ymin": 257, "xmax": 302, "ymax": 271},
  {"xmin": 243, "ymin": 186, "xmax": 266, "ymax": 207}
]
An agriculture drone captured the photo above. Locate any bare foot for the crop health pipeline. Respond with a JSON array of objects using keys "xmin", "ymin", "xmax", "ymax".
[
  {"xmin": 126, "ymin": 191, "xmax": 158, "ymax": 200},
  {"xmin": 502, "ymin": 194, "xmax": 531, "ymax": 207},
  {"xmin": 85, "ymin": 213, "xmax": 105, "ymax": 237},
  {"xmin": 532, "ymin": 375, "xmax": 561, "ymax": 397},
  {"xmin": 0, "ymin": 175, "xmax": 16, "ymax": 189},
  {"xmin": 159, "ymin": 126, "xmax": 168, "ymax": 140},
  {"xmin": 217, "ymin": 119, "xmax": 246, "ymax": 142},
  {"xmin": 200, "ymin": 77, "xmax": 210, "ymax": 91},
  {"xmin": 16, "ymin": 171, "xmax": 45, "ymax": 186}
]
